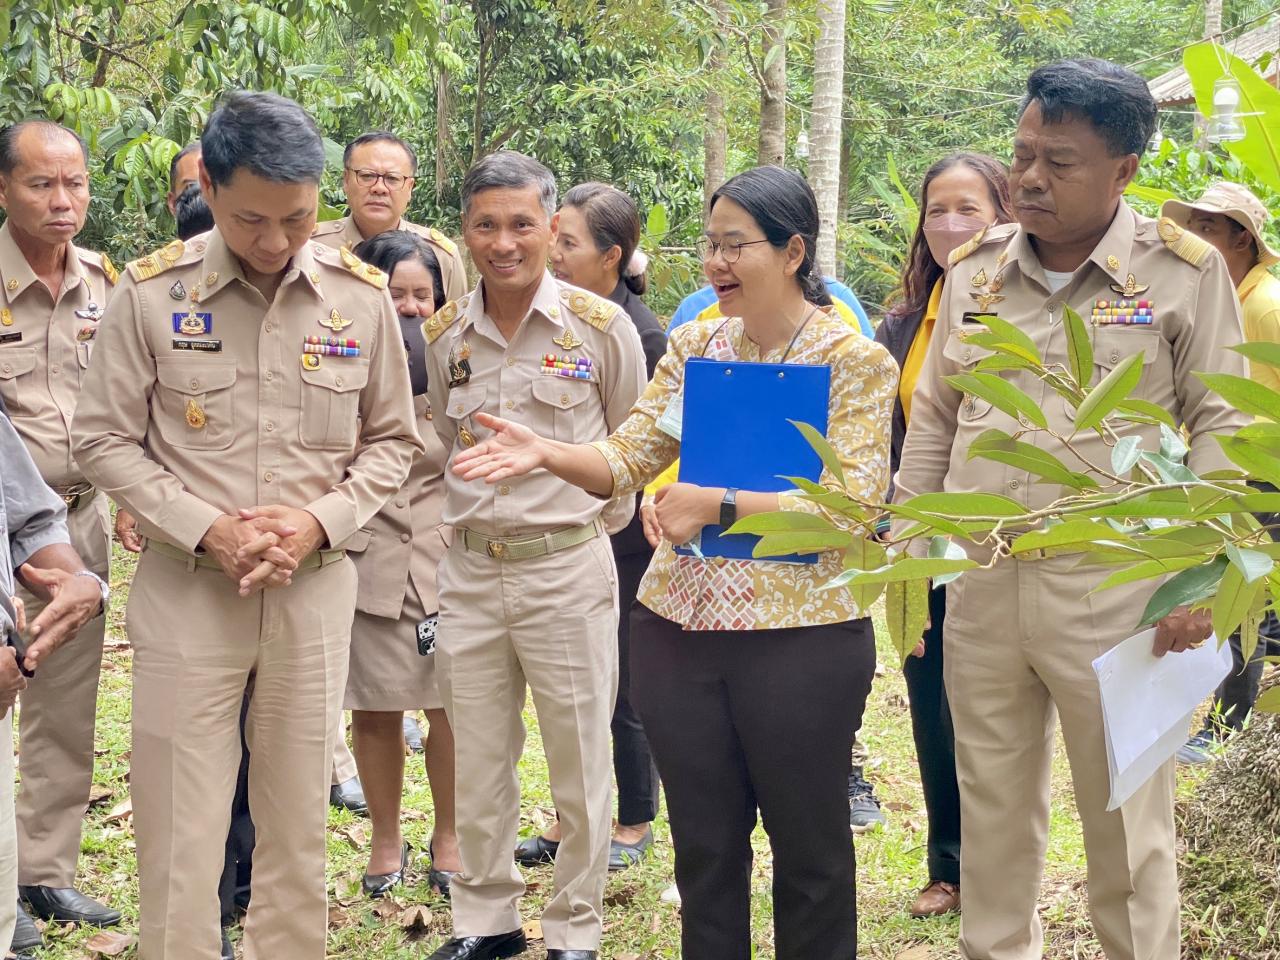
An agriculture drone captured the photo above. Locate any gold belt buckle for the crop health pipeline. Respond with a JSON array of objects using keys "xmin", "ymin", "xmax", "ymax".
[{"xmin": 487, "ymin": 540, "xmax": 507, "ymax": 559}]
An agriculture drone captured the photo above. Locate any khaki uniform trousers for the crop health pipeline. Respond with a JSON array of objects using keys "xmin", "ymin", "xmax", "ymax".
[
  {"xmin": 14, "ymin": 493, "xmax": 109, "ymax": 886},
  {"xmin": 126, "ymin": 548, "xmax": 356, "ymax": 960},
  {"xmin": 436, "ymin": 534, "xmax": 618, "ymax": 950},
  {"xmin": 944, "ymin": 554, "xmax": 1178, "ymax": 960},
  {"xmin": 0, "ymin": 708, "xmax": 17, "ymax": 950}
]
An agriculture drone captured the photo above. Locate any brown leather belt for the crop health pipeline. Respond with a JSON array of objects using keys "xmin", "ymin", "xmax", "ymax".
[{"xmin": 53, "ymin": 482, "xmax": 97, "ymax": 512}]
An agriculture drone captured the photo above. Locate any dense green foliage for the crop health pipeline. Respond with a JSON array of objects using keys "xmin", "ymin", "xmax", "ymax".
[{"xmin": 2, "ymin": 1, "xmax": 1277, "ymax": 315}]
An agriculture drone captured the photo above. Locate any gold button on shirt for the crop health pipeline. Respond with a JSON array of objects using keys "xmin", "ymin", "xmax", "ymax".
[
  {"xmin": 0, "ymin": 222, "xmax": 115, "ymax": 486},
  {"xmin": 425, "ymin": 271, "xmax": 646, "ymax": 538},
  {"xmin": 312, "ymin": 215, "xmax": 469, "ymax": 303},
  {"xmin": 894, "ymin": 201, "xmax": 1251, "ymax": 523},
  {"xmin": 71, "ymin": 228, "xmax": 424, "ymax": 553},
  {"xmin": 591, "ymin": 310, "xmax": 898, "ymax": 631}
]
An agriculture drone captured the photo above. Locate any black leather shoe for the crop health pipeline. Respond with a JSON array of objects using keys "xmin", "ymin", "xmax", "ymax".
[
  {"xmin": 11, "ymin": 899, "xmax": 41, "ymax": 950},
  {"xmin": 20, "ymin": 885, "xmax": 122, "ymax": 926},
  {"xmin": 329, "ymin": 776, "xmax": 369, "ymax": 815},
  {"xmin": 513, "ymin": 834, "xmax": 558, "ymax": 866},
  {"xmin": 546, "ymin": 952, "xmax": 597, "ymax": 960},
  {"xmin": 222, "ymin": 927, "xmax": 235, "ymax": 960},
  {"xmin": 608, "ymin": 827, "xmax": 653, "ymax": 871},
  {"xmin": 427, "ymin": 931, "xmax": 527, "ymax": 959},
  {"xmin": 362, "ymin": 842, "xmax": 411, "ymax": 898},
  {"xmin": 428, "ymin": 841, "xmax": 459, "ymax": 899}
]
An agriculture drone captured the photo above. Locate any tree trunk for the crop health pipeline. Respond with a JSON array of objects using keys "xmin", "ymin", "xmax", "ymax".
[
  {"xmin": 810, "ymin": 0, "xmax": 845, "ymax": 278},
  {"xmin": 703, "ymin": 0, "xmax": 728, "ymax": 214},
  {"xmin": 758, "ymin": 0, "xmax": 787, "ymax": 166}
]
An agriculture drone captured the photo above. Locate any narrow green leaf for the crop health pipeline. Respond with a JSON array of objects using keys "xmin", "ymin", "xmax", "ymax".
[
  {"xmin": 903, "ymin": 491, "xmax": 1028, "ymax": 518},
  {"xmin": 726, "ymin": 511, "xmax": 832, "ymax": 535},
  {"xmin": 943, "ymin": 372, "xmax": 1047, "ymax": 428},
  {"xmin": 975, "ymin": 315, "xmax": 1042, "ymax": 364},
  {"xmin": 788, "ymin": 420, "xmax": 844, "ymax": 487},
  {"xmin": 884, "ymin": 578, "xmax": 929, "ymax": 667},
  {"xmin": 1230, "ymin": 340, "xmax": 1280, "ymax": 370},
  {"xmin": 646, "ymin": 203, "xmax": 668, "ymax": 238},
  {"xmin": 1211, "ymin": 563, "xmax": 1262, "ymax": 642},
  {"xmin": 1062, "ymin": 305, "xmax": 1093, "ymax": 388},
  {"xmin": 1009, "ymin": 520, "xmax": 1132, "ymax": 554},
  {"xmin": 751, "ymin": 530, "xmax": 852, "ymax": 558},
  {"xmin": 1158, "ymin": 423, "xmax": 1189, "ymax": 462},
  {"xmin": 1091, "ymin": 556, "xmax": 1206, "ymax": 593},
  {"xmin": 1195, "ymin": 372, "xmax": 1280, "ymax": 422},
  {"xmin": 968, "ymin": 431, "xmax": 1098, "ymax": 490},
  {"xmin": 953, "ymin": 332, "xmax": 1041, "ymax": 366},
  {"xmin": 880, "ymin": 502, "xmax": 972, "ymax": 540},
  {"xmin": 835, "ymin": 538, "xmax": 888, "ymax": 614},
  {"xmin": 1139, "ymin": 451, "xmax": 1199, "ymax": 484},
  {"xmin": 1139, "ymin": 557, "xmax": 1228, "ymax": 625},
  {"xmin": 1111, "ymin": 436, "xmax": 1143, "ymax": 474},
  {"xmin": 1215, "ymin": 435, "xmax": 1280, "ymax": 487},
  {"xmin": 926, "ymin": 537, "xmax": 970, "ymax": 585},
  {"xmin": 1075, "ymin": 351, "xmax": 1145, "ymax": 432},
  {"xmin": 842, "ymin": 556, "xmax": 977, "ymax": 586},
  {"xmin": 1255, "ymin": 685, "xmax": 1280, "ymax": 713},
  {"xmin": 1225, "ymin": 543, "xmax": 1274, "ymax": 583},
  {"xmin": 1115, "ymin": 398, "xmax": 1177, "ymax": 428}
]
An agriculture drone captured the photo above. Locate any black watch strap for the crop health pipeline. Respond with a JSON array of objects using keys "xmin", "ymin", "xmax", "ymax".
[{"xmin": 720, "ymin": 487, "xmax": 739, "ymax": 529}]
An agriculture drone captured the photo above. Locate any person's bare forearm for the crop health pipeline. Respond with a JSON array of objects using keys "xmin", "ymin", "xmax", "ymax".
[{"xmin": 539, "ymin": 439, "xmax": 617, "ymax": 498}]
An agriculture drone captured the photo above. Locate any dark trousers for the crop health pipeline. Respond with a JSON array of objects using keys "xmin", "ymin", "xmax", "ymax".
[
  {"xmin": 611, "ymin": 550, "xmax": 661, "ymax": 825},
  {"xmin": 902, "ymin": 585, "xmax": 961, "ymax": 885},
  {"xmin": 630, "ymin": 606, "xmax": 876, "ymax": 960},
  {"xmin": 219, "ymin": 693, "xmax": 255, "ymax": 927}
]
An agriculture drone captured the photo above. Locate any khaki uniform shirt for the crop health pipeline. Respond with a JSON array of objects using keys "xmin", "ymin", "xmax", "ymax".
[
  {"xmin": 425, "ymin": 271, "xmax": 646, "ymax": 538},
  {"xmin": 0, "ymin": 221, "xmax": 117, "ymax": 486},
  {"xmin": 312, "ymin": 215, "xmax": 468, "ymax": 303},
  {"xmin": 71, "ymin": 229, "xmax": 424, "ymax": 554},
  {"xmin": 895, "ymin": 202, "xmax": 1250, "ymax": 521},
  {"xmin": 350, "ymin": 393, "xmax": 448, "ymax": 618}
]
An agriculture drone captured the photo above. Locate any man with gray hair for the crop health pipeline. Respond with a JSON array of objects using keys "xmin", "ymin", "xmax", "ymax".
[
  {"xmin": 423, "ymin": 150, "xmax": 645, "ymax": 960},
  {"xmin": 73, "ymin": 91, "xmax": 422, "ymax": 960}
]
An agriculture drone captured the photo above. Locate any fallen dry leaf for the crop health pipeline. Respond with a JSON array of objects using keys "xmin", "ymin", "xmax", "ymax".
[
  {"xmin": 521, "ymin": 919, "xmax": 543, "ymax": 941},
  {"xmin": 337, "ymin": 823, "xmax": 368, "ymax": 850},
  {"xmin": 895, "ymin": 947, "xmax": 933, "ymax": 960},
  {"xmin": 104, "ymin": 798, "xmax": 132, "ymax": 823},
  {"xmin": 84, "ymin": 930, "xmax": 137, "ymax": 956},
  {"xmin": 87, "ymin": 784, "xmax": 113, "ymax": 807},
  {"xmin": 399, "ymin": 904, "xmax": 432, "ymax": 932},
  {"xmin": 327, "ymin": 904, "xmax": 353, "ymax": 929},
  {"xmin": 371, "ymin": 898, "xmax": 403, "ymax": 920}
]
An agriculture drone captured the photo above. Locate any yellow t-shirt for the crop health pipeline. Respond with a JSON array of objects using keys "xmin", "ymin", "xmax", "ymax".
[
  {"xmin": 643, "ymin": 298, "xmax": 866, "ymax": 496},
  {"xmin": 898, "ymin": 280, "xmax": 943, "ymax": 425},
  {"xmin": 1238, "ymin": 263, "xmax": 1280, "ymax": 395}
]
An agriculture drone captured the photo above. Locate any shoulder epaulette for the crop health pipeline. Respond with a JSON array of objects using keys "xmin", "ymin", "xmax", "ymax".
[
  {"xmin": 78, "ymin": 248, "xmax": 119, "ymax": 285},
  {"xmin": 338, "ymin": 245, "xmax": 388, "ymax": 289},
  {"xmin": 947, "ymin": 226, "xmax": 988, "ymax": 267},
  {"xmin": 101, "ymin": 253, "xmax": 118, "ymax": 285},
  {"xmin": 311, "ymin": 218, "xmax": 346, "ymax": 237},
  {"xmin": 126, "ymin": 239, "xmax": 186, "ymax": 282},
  {"xmin": 1157, "ymin": 216, "xmax": 1213, "ymax": 268},
  {"xmin": 559, "ymin": 287, "xmax": 618, "ymax": 332},
  {"xmin": 423, "ymin": 298, "xmax": 462, "ymax": 344},
  {"xmin": 427, "ymin": 227, "xmax": 459, "ymax": 257}
]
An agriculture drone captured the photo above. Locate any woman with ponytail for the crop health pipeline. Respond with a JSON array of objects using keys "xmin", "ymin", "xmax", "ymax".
[
  {"xmin": 452, "ymin": 166, "xmax": 897, "ymax": 959},
  {"xmin": 514, "ymin": 183, "xmax": 668, "ymax": 871}
]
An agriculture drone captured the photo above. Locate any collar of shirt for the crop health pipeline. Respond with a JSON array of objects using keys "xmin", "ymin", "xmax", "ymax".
[
  {"xmin": 1238, "ymin": 262, "xmax": 1274, "ymax": 304},
  {"xmin": 197, "ymin": 228, "xmax": 327, "ymax": 304},
  {"xmin": 0, "ymin": 220, "xmax": 88, "ymax": 302},
  {"xmin": 341, "ymin": 214, "xmax": 414, "ymax": 248},
  {"xmin": 1001, "ymin": 200, "xmax": 1138, "ymax": 294},
  {"xmin": 463, "ymin": 269, "xmax": 565, "ymax": 345}
]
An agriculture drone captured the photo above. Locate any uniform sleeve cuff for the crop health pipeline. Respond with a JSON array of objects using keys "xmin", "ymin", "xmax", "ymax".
[
  {"xmin": 161, "ymin": 498, "xmax": 226, "ymax": 554},
  {"xmin": 10, "ymin": 527, "xmax": 71, "ymax": 570},
  {"xmin": 305, "ymin": 492, "xmax": 358, "ymax": 549}
]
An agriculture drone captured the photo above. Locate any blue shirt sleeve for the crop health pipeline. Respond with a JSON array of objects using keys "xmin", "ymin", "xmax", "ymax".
[
  {"xmin": 668, "ymin": 285, "xmax": 719, "ymax": 332},
  {"xmin": 822, "ymin": 277, "xmax": 873, "ymax": 338}
]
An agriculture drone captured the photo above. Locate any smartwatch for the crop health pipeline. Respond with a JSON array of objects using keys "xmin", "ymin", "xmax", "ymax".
[{"xmin": 720, "ymin": 487, "xmax": 739, "ymax": 529}]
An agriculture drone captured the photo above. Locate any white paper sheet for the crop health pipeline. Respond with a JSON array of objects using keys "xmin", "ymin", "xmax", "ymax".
[{"xmin": 1092, "ymin": 628, "xmax": 1232, "ymax": 810}]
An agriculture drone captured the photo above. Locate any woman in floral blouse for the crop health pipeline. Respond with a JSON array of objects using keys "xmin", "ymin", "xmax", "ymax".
[{"xmin": 452, "ymin": 166, "xmax": 897, "ymax": 960}]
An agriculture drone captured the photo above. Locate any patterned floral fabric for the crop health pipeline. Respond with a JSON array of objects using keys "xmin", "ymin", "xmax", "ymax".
[{"xmin": 591, "ymin": 310, "xmax": 898, "ymax": 631}]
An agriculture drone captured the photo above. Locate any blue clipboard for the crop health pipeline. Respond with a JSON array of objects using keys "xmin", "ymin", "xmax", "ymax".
[{"xmin": 675, "ymin": 357, "xmax": 831, "ymax": 562}]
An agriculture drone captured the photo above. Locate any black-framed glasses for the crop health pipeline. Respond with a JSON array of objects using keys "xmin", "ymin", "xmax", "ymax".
[
  {"xmin": 346, "ymin": 168, "xmax": 414, "ymax": 191},
  {"xmin": 695, "ymin": 237, "xmax": 771, "ymax": 263}
]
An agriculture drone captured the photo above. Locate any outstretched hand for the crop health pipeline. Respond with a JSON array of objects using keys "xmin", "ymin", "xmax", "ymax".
[{"xmin": 451, "ymin": 412, "xmax": 548, "ymax": 483}]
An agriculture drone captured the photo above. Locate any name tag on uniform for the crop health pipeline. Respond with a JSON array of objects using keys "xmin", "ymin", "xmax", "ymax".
[
  {"xmin": 416, "ymin": 615, "xmax": 438, "ymax": 656},
  {"xmin": 657, "ymin": 392, "xmax": 683, "ymax": 440},
  {"xmin": 172, "ymin": 338, "xmax": 222, "ymax": 352},
  {"xmin": 0, "ymin": 332, "xmax": 21, "ymax": 345},
  {"xmin": 961, "ymin": 312, "xmax": 999, "ymax": 325}
]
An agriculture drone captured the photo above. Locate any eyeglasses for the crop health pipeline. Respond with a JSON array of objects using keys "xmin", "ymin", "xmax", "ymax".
[
  {"xmin": 695, "ymin": 237, "xmax": 770, "ymax": 263},
  {"xmin": 346, "ymin": 168, "xmax": 414, "ymax": 191}
]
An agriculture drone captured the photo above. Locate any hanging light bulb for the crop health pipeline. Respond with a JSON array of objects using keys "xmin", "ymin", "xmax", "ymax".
[
  {"xmin": 1147, "ymin": 127, "xmax": 1164, "ymax": 153},
  {"xmin": 794, "ymin": 127, "xmax": 810, "ymax": 159},
  {"xmin": 1207, "ymin": 76, "xmax": 1246, "ymax": 144}
]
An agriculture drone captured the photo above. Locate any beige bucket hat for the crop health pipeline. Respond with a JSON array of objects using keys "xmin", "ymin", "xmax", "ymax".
[{"xmin": 1161, "ymin": 181, "xmax": 1280, "ymax": 267}]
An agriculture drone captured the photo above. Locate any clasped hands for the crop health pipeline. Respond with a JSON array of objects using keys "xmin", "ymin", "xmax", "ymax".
[{"xmin": 198, "ymin": 506, "xmax": 324, "ymax": 597}]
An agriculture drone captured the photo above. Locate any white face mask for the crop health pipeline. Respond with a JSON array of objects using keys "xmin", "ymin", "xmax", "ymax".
[{"xmin": 922, "ymin": 213, "xmax": 990, "ymax": 270}]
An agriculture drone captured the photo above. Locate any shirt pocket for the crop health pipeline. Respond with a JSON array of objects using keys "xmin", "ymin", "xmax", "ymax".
[
  {"xmin": 1063, "ymin": 330, "xmax": 1161, "ymax": 415},
  {"xmin": 530, "ymin": 377, "xmax": 596, "ymax": 442},
  {"xmin": 940, "ymin": 329, "xmax": 995, "ymax": 422},
  {"xmin": 299, "ymin": 360, "xmax": 370, "ymax": 451},
  {"xmin": 0, "ymin": 348, "xmax": 37, "ymax": 416},
  {"xmin": 444, "ymin": 383, "xmax": 487, "ymax": 440},
  {"xmin": 154, "ymin": 358, "xmax": 238, "ymax": 451}
]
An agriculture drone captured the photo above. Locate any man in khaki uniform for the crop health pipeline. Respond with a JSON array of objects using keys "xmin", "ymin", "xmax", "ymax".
[
  {"xmin": 423, "ymin": 151, "xmax": 644, "ymax": 960},
  {"xmin": 314, "ymin": 130, "xmax": 466, "ymax": 805},
  {"xmin": 313, "ymin": 131, "xmax": 467, "ymax": 301},
  {"xmin": 895, "ymin": 60, "xmax": 1249, "ymax": 960},
  {"xmin": 72, "ymin": 92, "xmax": 422, "ymax": 960},
  {"xmin": 0, "ymin": 120, "xmax": 122, "ymax": 947}
]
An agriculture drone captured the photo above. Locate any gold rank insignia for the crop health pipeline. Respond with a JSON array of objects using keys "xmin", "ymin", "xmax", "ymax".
[
  {"xmin": 1109, "ymin": 273, "xmax": 1150, "ymax": 297},
  {"xmin": 205, "ymin": 272, "xmax": 218, "ymax": 286},
  {"xmin": 101, "ymin": 254, "xmax": 119, "ymax": 286},
  {"xmin": 552, "ymin": 329, "xmax": 584, "ymax": 351},
  {"xmin": 301, "ymin": 354, "xmax": 321, "ymax": 370},
  {"xmin": 970, "ymin": 291, "xmax": 1006, "ymax": 311},
  {"xmin": 159, "ymin": 239, "xmax": 185, "ymax": 264},
  {"xmin": 338, "ymin": 245, "xmax": 388, "ymax": 289},
  {"xmin": 1106, "ymin": 255, "xmax": 1120, "ymax": 271},
  {"xmin": 458, "ymin": 426, "xmax": 477, "ymax": 447},
  {"xmin": 185, "ymin": 398, "xmax": 207, "ymax": 430},
  {"xmin": 0, "ymin": 309, "xmax": 11, "ymax": 326},
  {"xmin": 565, "ymin": 289, "xmax": 591, "ymax": 316},
  {"xmin": 970, "ymin": 268, "xmax": 987, "ymax": 288},
  {"xmin": 6, "ymin": 279, "xmax": 17, "ymax": 292},
  {"xmin": 320, "ymin": 308, "xmax": 352, "ymax": 333}
]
